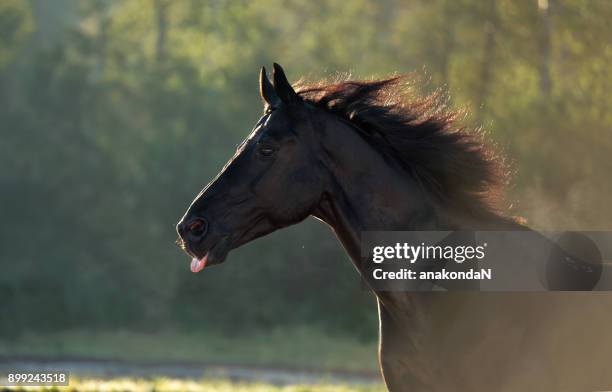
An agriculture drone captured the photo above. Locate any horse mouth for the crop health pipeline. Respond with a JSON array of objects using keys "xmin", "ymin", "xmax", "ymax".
[{"xmin": 185, "ymin": 235, "xmax": 231, "ymax": 273}]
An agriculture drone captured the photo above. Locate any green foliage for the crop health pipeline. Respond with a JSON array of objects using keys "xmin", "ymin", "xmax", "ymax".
[{"xmin": 0, "ymin": 0, "xmax": 610, "ymax": 354}]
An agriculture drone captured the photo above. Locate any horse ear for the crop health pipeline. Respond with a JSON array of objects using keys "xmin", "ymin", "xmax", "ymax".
[
  {"xmin": 260, "ymin": 66, "xmax": 280, "ymax": 108},
  {"xmin": 272, "ymin": 63, "xmax": 300, "ymax": 104}
]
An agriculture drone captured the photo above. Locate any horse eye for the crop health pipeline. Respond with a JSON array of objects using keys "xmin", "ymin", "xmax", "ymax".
[{"xmin": 258, "ymin": 145, "xmax": 276, "ymax": 157}]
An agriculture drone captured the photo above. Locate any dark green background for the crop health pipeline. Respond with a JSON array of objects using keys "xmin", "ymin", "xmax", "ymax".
[{"xmin": 1, "ymin": 0, "xmax": 611, "ymax": 354}]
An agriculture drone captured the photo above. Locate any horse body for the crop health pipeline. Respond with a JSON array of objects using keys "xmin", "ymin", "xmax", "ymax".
[
  {"xmin": 177, "ymin": 64, "xmax": 612, "ymax": 391},
  {"xmin": 310, "ymin": 118, "xmax": 612, "ymax": 390},
  {"xmin": 313, "ymin": 147, "xmax": 612, "ymax": 389}
]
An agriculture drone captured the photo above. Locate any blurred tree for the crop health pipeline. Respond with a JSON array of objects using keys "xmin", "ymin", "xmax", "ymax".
[
  {"xmin": 537, "ymin": 0, "xmax": 553, "ymax": 99},
  {"xmin": 1, "ymin": 0, "xmax": 611, "ymax": 339}
]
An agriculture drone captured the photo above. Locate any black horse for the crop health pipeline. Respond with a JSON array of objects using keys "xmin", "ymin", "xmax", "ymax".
[{"xmin": 177, "ymin": 64, "xmax": 612, "ymax": 391}]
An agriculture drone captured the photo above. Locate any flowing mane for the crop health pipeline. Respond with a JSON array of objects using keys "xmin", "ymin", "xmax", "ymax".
[{"xmin": 296, "ymin": 76, "xmax": 511, "ymax": 221}]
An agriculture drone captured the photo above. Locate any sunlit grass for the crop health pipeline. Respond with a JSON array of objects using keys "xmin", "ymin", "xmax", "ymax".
[{"xmin": 2, "ymin": 377, "xmax": 386, "ymax": 392}]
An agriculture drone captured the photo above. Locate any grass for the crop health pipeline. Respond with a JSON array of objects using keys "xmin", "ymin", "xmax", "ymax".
[
  {"xmin": 0, "ymin": 377, "xmax": 386, "ymax": 392},
  {"xmin": 0, "ymin": 327, "xmax": 379, "ymax": 373}
]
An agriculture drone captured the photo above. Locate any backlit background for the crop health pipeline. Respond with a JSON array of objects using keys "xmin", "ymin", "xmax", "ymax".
[{"xmin": 1, "ymin": 0, "xmax": 610, "ymax": 389}]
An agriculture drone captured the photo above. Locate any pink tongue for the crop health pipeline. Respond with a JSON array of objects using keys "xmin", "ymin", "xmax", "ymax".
[{"xmin": 190, "ymin": 254, "xmax": 208, "ymax": 273}]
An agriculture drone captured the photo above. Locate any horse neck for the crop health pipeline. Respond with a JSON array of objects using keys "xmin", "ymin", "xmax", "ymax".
[
  {"xmin": 310, "ymin": 116, "xmax": 521, "ymax": 303},
  {"xmin": 311, "ymin": 117, "xmax": 437, "ymax": 267}
]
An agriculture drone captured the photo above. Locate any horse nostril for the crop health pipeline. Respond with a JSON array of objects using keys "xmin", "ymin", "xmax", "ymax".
[{"xmin": 187, "ymin": 218, "xmax": 208, "ymax": 239}]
